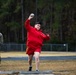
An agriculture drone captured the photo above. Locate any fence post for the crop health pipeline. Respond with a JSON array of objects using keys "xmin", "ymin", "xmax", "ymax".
[
  {"xmin": 66, "ymin": 44, "xmax": 68, "ymax": 52},
  {"xmin": 21, "ymin": 44, "xmax": 23, "ymax": 51},
  {"xmin": 50, "ymin": 44, "xmax": 52, "ymax": 51},
  {"xmin": 64, "ymin": 44, "xmax": 68, "ymax": 52}
]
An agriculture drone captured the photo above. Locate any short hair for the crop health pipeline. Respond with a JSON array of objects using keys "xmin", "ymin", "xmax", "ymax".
[{"xmin": 35, "ymin": 22, "xmax": 41, "ymax": 25}]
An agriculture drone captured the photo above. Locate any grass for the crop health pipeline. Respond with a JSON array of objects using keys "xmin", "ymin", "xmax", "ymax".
[
  {"xmin": 0, "ymin": 51, "xmax": 76, "ymax": 75},
  {"xmin": 0, "ymin": 60, "xmax": 76, "ymax": 75},
  {"xmin": 1, "ymin": 51, "xmax": 76, "ymax": 57}
]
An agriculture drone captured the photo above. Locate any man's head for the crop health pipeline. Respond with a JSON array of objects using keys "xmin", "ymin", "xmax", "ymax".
[{"xmin": 34, "ymin": 22, "xmax": 41, "ymax": 30}]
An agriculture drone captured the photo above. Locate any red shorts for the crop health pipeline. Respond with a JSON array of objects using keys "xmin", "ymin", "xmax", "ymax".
[{"xmin": 26, "ymin": 46, "xmax": 41, "ymax": 55}]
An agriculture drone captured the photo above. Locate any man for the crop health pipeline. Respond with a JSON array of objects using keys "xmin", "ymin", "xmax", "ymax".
[
  {"xmin": 0, "ymin": 33, "xmax": 3, "ymax": 44},
  {"xmin": 0, "ymin": 32, "xmax": 3, "ymax": 64},
  {"xmin": 24, "ymin": 13, "xmax": 50, "ymax": 71}
]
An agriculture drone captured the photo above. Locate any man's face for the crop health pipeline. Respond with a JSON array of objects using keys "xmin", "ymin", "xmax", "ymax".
[{"xmin": 34, "ymin": 24, "xmax": 41, "ymax": 30}]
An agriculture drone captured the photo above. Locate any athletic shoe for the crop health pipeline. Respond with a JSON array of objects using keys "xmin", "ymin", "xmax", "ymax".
[
  {"xmin": 36, "ymin": 70, "xmax": 39, "ymax": 71},
  {"xmin": 28, "ymin": 67, "xmax": 32, "ymax": 71}
]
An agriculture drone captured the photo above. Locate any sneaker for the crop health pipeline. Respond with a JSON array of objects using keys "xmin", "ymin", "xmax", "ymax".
[
  {"xmin": 28, "ymin": 67, "xmax": 32, "ymax": 71},
  {"xmin": 36, "ymin": 70, "xmax": 39, "ymax": 71}
]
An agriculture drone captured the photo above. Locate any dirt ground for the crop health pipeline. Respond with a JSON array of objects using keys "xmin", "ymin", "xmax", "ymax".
[{"xmin": 0, "ymin": 51, "xmax": 76, "ymax": 75}]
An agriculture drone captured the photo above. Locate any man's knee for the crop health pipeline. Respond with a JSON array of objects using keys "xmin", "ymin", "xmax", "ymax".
[
  {"xmin": 34, "ymin": 55, "xmax": 39, "ymax": 61},
  {"xmin": 28, "ymin": 55, "xmax": 33, "ymax": 61}
]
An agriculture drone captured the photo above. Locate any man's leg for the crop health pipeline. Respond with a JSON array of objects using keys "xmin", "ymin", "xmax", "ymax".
[
  {"xmin": 28, "ymin": 55, "xmax": 33, "ymax": 71},
  {"xmin": 34, "ymin": 52, "xmax": 40, "ymax": 71}
]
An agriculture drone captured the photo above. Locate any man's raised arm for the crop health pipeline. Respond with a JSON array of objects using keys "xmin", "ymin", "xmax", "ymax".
[{"xmin": 24, "ymin": 13, "xmax": 34, "ymax": 31}]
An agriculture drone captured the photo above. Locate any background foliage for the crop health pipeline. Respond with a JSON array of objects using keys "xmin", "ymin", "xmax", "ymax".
[{"xmin": 0, "ymin": 0, "xmax": 76, "ymax": 45}]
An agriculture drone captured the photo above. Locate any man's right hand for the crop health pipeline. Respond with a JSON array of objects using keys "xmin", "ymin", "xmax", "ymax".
[{"xmin": 28, "ymin": 13, "xmax": 34, "ymax": 20}]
